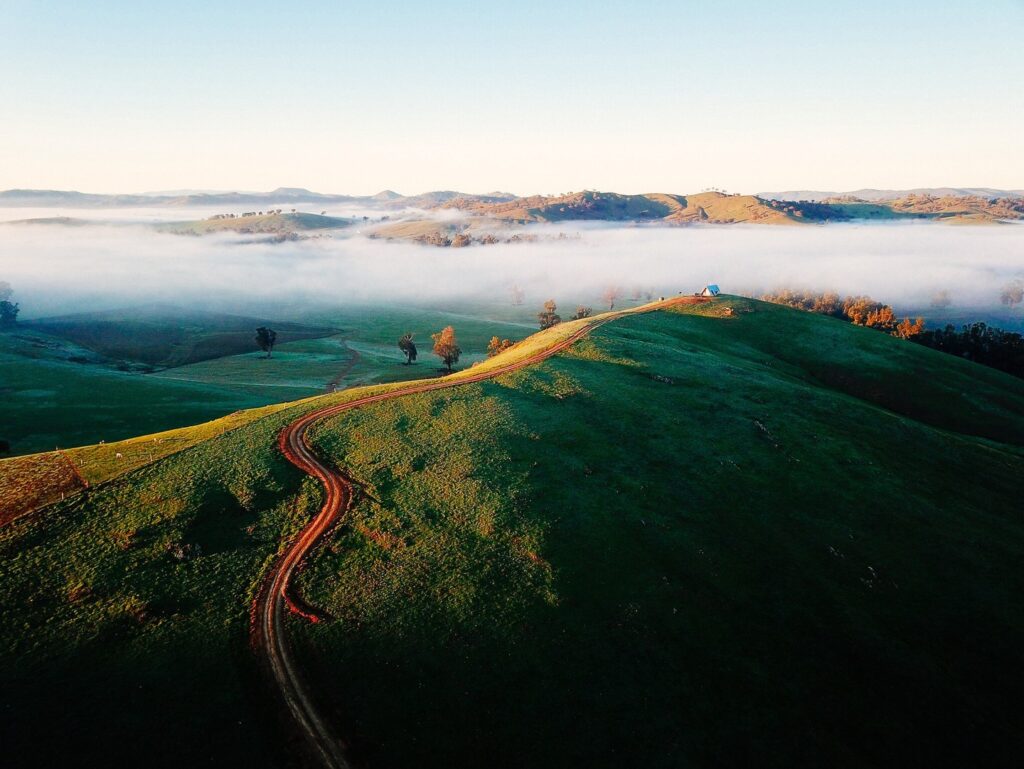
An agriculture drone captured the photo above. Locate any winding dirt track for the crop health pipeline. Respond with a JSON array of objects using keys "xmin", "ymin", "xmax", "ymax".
[{"xmin": 251, "ymin": 298, "xmax": 697, "ymax": 768}]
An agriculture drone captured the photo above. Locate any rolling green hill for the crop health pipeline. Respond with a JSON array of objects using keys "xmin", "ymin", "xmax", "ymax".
[
  {"xmin": 2, "ymin": 298, "xmax": 1023, "ymax": 767},
  {"xmin": 2, "ymin": 302, "xmax": 545, "ymax": 460},
  {"xmin": 26, "ymin": 305, "xmax": 336, "ymax": 368}
]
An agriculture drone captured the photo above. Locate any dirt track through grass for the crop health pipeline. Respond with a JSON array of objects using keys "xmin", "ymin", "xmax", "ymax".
[{"xmin": 253, "ymin": 297, "xmax": 703, "ymax": 767}]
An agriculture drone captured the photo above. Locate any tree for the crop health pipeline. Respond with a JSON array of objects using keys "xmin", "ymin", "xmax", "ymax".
[
  {"xmin": 255, "ymin": 327, "xmax": 277, "ymax": 358},
  {"xmin": 431, "ymin": 326, "xmax": 461, "ymax": 372},
  {"xmin": 864, "ymin": 305, "xmax": 898, "ymax": 332},
  {"xmin": 572, "ymin": 305, "xmax": 592, "ymax": 320},
  {"xmin": 811, "ymin": 292, "xmax": 844, "ymax": 318},
  {"xmin": 602, "ymin": 285, "xmax": 621, "ymax": 310},
  {"xmin": 510, "ymin": 284, "xmax": 525, "ymax": 306},
  {"xmin": 931, "ymin": 290, "xmax": 952, "ymax": 309},
  {"xmin": 537, "ymin": 299, "xmax": 561, "ymax": 330},
  {"xmin": 843, "ymin": 296, "xmax": 887, "ymax": 326},
  {"xmin": 0, "ymin": 281, "xmax": 18, "ymax": 328},
  {"xmin": 894, "ymin": 316, "xmax": 925, "ymax": 339},
  {"xmin": 1000, "ymin": 280, "xmax": 1024, "ymax": 310},
  {"xmin": 398, "ymin": 333, "xmax": 417, "ymax": 364},
  {"xmin": 487, "ymin": 336, "xmax": 515, "ymax": 357}
]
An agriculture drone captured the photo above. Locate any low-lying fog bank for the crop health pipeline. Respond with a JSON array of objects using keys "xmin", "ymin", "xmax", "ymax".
[{"xmin": 2, "ymin": 214, "xmax": 1022, "ymax": 321}]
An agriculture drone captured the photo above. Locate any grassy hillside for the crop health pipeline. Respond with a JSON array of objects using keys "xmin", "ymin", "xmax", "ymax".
[
  {"xmin": 2, "ymin": 299, "xmax": 1023, "ymax": 767},
  {"xmin": 0, "ymin": 327, "xmax": 281, "ymax": 457},
  {"xmin": 0, "ymin": 307, "xmax": 337, "ymax": 456},
  {"xmin": 3, "ymin": 302, "xmax": 544, "ymax": 459},
  {"xmin": 26, "ymin": 305, "xmax": 336, "ymax": 368},
  {"xmin": 296, "ymin": 298, "xmax": 1024, "ymax": 768},
  {"xmin": 440, "ymin": 190, "xmax": 833, "ymax": 224},
  {"xmin": 437, "ymin": 190, "xmax": 1024, "ymax": 225}
]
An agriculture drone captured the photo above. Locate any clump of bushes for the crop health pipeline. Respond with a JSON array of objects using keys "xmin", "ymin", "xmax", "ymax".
[
  {"xmin": 761, "ymin": 289, "xmax": 921, "ymax": 333},
  {"xmin": 763, "ymin": 289, "xmax": 1024, "ymax": 379}
]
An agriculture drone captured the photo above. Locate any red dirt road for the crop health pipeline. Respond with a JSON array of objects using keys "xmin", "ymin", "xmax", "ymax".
[{"xmin": 251, "ymin": 298, "xmax": 700, "ymax": 767}]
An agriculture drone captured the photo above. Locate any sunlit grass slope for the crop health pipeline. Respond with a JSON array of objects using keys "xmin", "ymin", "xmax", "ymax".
[
  {"xmin": 1, "ymin": 298, "xmax": 1023, "ymax": 768},
  {"xmin": 295, "ymin": 298, "xmax": 1024, "ymax": 769},
  {"xmin": 0, "ymin": 308, "xmax": 630, "ymax": 766}
]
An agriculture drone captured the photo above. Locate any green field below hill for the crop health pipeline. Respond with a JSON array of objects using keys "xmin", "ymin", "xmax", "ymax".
[
  {"xmin": 2, "ymin": 299, "xmax": 1023, "ymax": 768},
  {"xmin": 2, "ymin": 302, "xmax": 544, "ymax": 456},
  {"xmin": 0, "ymin": 329, "xmax": 276, "ymax": 455}
]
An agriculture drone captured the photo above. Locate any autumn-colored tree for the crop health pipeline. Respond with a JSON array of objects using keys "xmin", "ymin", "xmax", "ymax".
[
  {"xmin": 894, "ymin": 317, "xmax": 925, "ymax": 339},
  {"xmin": 398, "ymin": 333, "xmax": 417, "ymax": 364},
  {"xmin": 431, "ymin": 326, "xmax": 461, "ymax": 372},
  {"xmin": 811, "ymin": 291, "xmax": 844, "ymax": 318},
  {"xmin": 843, "ymin": 296, "xmax": 887, "ymax": 326},
  {"xmin": 864, "ymin": 305, "xmax": 898, "ymax": 332},
  {"xmin": 572, "ymin": 305, "xmax": 592, "ymax": 320},
  {"xmin": 931, "ymin": 290, "xmax": 952, "ymax": 309},
  {"xmin": 510, "ymin": 285, "xmax": 525, "ymax": 306},
  {"xmin": 602, "ymin": 285, "xmax": 621, "ymax": 310},
  {"xmin": 538, "ymin": 299, "xmax": 561, "ymax": 330},
  {"xmin": 486, "ymin": 336, "xmax": 515, "ymax": 357}
]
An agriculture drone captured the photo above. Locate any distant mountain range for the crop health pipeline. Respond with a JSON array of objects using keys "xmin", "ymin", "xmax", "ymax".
[
  {"xmin": 3, "ymin": 187, "xmax": 1023, "ymax": 227},
  {"xmin": 758, "ymin": 187, "xmax": 1024, "ymax": 202},
  {"xmin": 433, "ymin": 190, "xmax": 1024, "ymax": 225},
  {"xmin": 0, "ymin": 187, "xmax": 518, "ymax": 209}
]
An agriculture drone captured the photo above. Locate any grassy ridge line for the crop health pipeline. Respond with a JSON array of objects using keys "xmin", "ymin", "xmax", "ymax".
[
  {"xmin": 251, "ymin": 297, "xmax": 702, "ymax": 766},
  {"xmin": 0, "ymin": 299, "xmax": 680, "ymax": 525},
  {"xmin": 290, "ymin": 299, "xmax": 1024, "ymax": 769}
]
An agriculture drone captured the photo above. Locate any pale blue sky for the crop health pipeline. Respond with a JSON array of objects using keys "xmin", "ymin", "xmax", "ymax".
[{"xmin": 2, "ymin": 0, "xmax": 1022, "ymax": 194}]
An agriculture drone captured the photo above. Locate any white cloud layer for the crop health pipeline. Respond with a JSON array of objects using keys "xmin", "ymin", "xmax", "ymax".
[{"xmin": 2, "ymin": 215, "xmax": 1023, "ymax": 318}]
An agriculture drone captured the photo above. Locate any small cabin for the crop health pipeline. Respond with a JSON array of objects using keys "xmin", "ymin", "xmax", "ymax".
[{"xmin": 700, "ymin": 284, "xmax": 720, "ymax": 297}]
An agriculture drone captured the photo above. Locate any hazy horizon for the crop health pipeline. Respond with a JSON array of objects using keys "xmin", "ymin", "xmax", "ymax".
[
  {"xmin": 2, "ymin": 183, "xmax": 1024, "ymax": 200},
  {"xmin": 4, "ymin": 211, "xmax": 1022, "ymax": 322}
]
